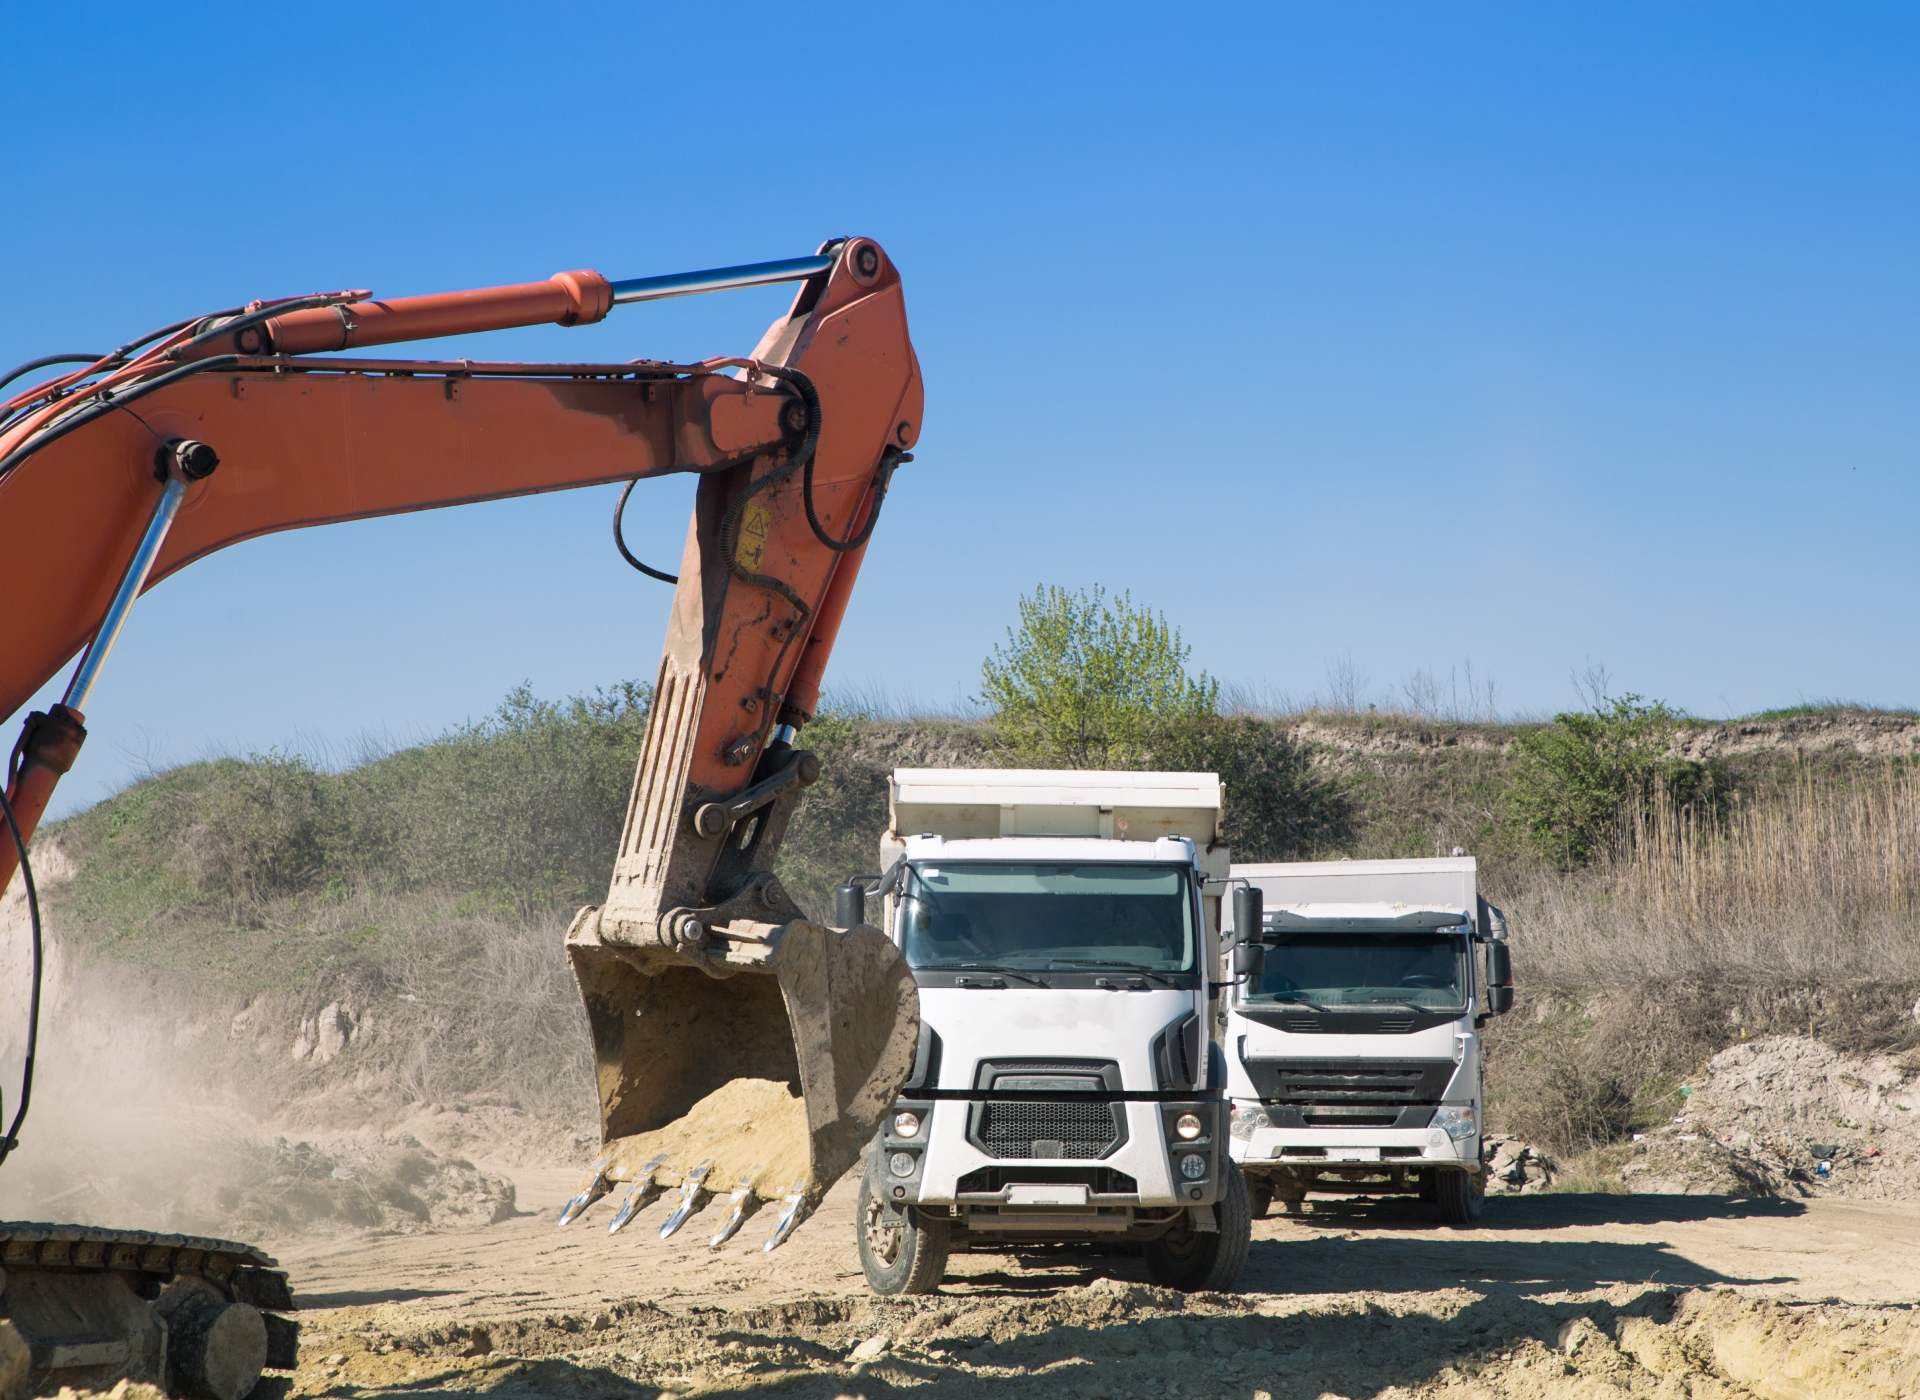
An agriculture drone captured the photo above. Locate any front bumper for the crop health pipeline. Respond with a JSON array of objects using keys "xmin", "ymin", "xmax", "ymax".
[
  {"xmin": 879, "ymin": 1097, "xmax": 1227, "ymax": 1210},
  {"xmin": 1230, "ymin": 1099, "xmax": 1479, "ymax": 1170}
]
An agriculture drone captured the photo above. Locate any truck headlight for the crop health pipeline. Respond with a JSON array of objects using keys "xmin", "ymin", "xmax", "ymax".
[
  {"xmin": 1229, "ymin": 1102, "xmax": 1266, "ymax": 1140},
  {"xmin": 1175, "ymin": 1112, "xmax": 1203, "ymax": 1141},
  {"xmin": 1433, "ymin": 1106, "xmax": 1477, "ymax": 1143},
  {"xmin": 889, "ymin": 1151, "xmax": 918, "ymax": 1178},
  {"xmin": 1178, "ymin": 1153, "xmax": 1208, "ymax": 1181},
  {"xmin": 893, "ymin": 1110, "xmax": 922, "ymax": 1138}
]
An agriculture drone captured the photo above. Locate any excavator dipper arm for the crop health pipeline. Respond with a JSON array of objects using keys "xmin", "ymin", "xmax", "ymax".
[{"xmin": 0, "ymin": 239, "xmax": 923, "ymax": 1267}]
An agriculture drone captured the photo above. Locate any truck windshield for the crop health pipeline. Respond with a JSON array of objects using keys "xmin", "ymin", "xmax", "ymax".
[
  {"xmin": 1252, "ymin": 933, "xmax": 1466, "ymax": 1010},
  {"xmin": 901, "ymin": 862, "xmax": 1195, "ymax": 974}
]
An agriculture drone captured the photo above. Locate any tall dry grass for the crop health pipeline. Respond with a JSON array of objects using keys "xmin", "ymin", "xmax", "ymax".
[{"xmin": 1509, "ymin": 762, "xmax": 1920, "ymax": 983}]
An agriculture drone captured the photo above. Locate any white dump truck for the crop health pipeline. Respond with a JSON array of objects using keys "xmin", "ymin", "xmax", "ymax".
[
  {"xmin": 840, "ymin": 768, "xmax": 1256, "ymax": 1294},
  {"xmin": 1221, "ymin": 858, "xmax": 1514, "ymax": 1224}
]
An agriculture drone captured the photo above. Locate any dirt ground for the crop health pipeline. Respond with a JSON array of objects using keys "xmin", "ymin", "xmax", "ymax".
[{"xmin": 270, "ymin": 1161, "xmax": 1920, "ymax": 1399}]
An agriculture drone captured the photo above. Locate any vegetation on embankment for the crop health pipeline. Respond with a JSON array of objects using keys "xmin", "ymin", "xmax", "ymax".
[{"xmin": 30, "ymin": 585, "xmax": 1920, "ymax": 1149}]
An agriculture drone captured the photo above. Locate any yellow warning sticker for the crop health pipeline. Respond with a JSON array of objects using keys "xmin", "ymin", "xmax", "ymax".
[{"xmin": 737, "ymin": 496, "xmax": 771, "ymax": 571}]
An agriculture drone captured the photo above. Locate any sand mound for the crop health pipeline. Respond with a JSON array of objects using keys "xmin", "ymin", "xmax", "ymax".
[{"xmin": 1627, "ymin": 1035, "xmax": 1920, "ymax": 1199}]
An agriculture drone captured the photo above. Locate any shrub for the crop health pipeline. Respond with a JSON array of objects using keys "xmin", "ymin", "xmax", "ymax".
[
  {"xmin": 343, "ymin": 680, "xmax": 651, "ymax": 910},
  {"xmin": 1505, "ymin": 695, "xmax": 1722, "ymax": 869},
  {"xmin": 191, "ymin": 754, "xmax": 341, "ymax": 908},
  {"xmin": 1154, "ymin": 714, "xmax": 1353, "ymax": 860},
  {"xmin": 980, "ymin": 584, "xmax": 1218, "ymax": 768}
]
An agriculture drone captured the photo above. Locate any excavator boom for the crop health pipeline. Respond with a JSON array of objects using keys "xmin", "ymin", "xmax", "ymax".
[{"xmin": 0, "ymin": 238, "xmax": 923, "ymax": 1393}]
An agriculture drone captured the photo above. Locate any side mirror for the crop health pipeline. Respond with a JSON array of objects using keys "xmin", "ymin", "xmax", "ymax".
[
  {"xmin": 1230, "ymin": 885, "xmax": 1265, "ymax": 984},
  {"xmin": 834, "ymin": 879, "xmax": 868, "ymax": 929},
  {"xmin": 1231, "ymin": 885, "xmax": 1264, "ymax": 943},
  {"xmin": 1487, "ymin": 942, "xmax": 1514, "ymax": 1015},
  {"xmin": 1232, "ymin": 939, "xmax": 1265, "ymax": 983}
]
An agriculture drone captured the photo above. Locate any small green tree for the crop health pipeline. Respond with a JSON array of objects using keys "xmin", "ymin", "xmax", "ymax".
[
  {"xmin": 1506, "ymin": 694, "xmax": 1722, "ymax": 870},
  {"xmin": 980, "ymin": 585, "xmax": 1352, "ymax": 859},
  {"xmin": 981, "ymin": 585, "xmax": 1220, "ymax": 768}
]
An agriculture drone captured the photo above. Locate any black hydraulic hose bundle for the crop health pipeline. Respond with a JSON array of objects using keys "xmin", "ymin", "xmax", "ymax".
[{"xmin": 0, "ymin": 786, "xmax": 41, "ymax": 1167}]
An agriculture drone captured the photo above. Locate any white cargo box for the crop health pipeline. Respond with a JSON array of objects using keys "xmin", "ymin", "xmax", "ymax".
[
  {"xmin": 1225, "ymin": 857, "xmax": 1481, "ymax": 940},
  {"xmin": 890, "ymin": 767, "xmax": 1221, "ymax": 842}
]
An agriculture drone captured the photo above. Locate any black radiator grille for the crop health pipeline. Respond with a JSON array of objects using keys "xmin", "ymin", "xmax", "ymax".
[
  {"xmin": 975, "ymin": 1099, "xmax": 1120, "ymax": 1159},
  {"xmin": 1243, "ymin": 1058, "xmax": 1454, "ymax": 1113}
]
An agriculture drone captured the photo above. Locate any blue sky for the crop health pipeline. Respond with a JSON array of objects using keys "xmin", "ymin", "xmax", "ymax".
[{"xmin": 6, "ymin": 3, "xmax": 1917, "ymax": 812}]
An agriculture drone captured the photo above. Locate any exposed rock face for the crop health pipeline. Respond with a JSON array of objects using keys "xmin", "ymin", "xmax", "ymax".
[{"xmin": 291, "ymin": 1001, "xmax": 356, "ymax": 1063}]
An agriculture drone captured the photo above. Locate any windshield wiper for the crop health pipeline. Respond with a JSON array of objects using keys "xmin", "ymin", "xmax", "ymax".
[
  {"xmin": 1350, "ymin": 996, "xmax": 1450, "ymax": 1013},
  {"xmin": 1256, "ymin": 993, "xmax": 1338, "ymax": 1012},
  {"xmin": 1044, "ymin": 958, "xmax": 1181, "ymax": 985},
  {"xmin": 925, "ymin": 962, "xmax": 1048, "ymax": 986}
]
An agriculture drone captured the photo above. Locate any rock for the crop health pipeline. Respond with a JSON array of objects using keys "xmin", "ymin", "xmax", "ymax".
[
  {"xmin": 1557, "ymin": 1317, "xmax": 1600, "ymax": 1354},
  {"xmin": 848, "ymin": 1332, "xmax": 892, "ymax": 1363},
  {"xmin": 313, "ymin": 1002, "xmax": 353, "ymax": 1062},
  {"xmin": 461, "ymin": 1329, "xmax": 493, "ymax": 1357}
]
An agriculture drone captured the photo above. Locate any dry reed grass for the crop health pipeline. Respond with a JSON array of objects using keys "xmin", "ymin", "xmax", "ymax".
[{"xmin": 1508, "ymin": 762, "xmax": 1920, "ymax": 983}]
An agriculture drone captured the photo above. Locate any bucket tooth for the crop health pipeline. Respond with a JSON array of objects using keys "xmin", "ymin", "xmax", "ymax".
[
  {"xmin": 658, "ymin": 1162, "xmax": 714, "ymax": 1240},
  {"xmin": 761, "ymin": 1184, "xmax": 815, "ymax": 1253},
  {"xmin": 557, "ymin": 1161, "xmax": 613, "ymax": 1228},
  {"xmin": 607, "ymin": 1156, "xmax": 669, "ymax": 1234},
  {"xmin": 707, "ymin": 1173, "xmax": 765, "ymax": 1249}
]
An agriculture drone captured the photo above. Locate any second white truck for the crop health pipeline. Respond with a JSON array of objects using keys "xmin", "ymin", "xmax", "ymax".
[
  {"xmin": 842, "ymin": 768, "xmax": 1255, "ymax": 1294},
  {"xmin": 1222, "ymin": 857, "xmax": 1514, "ymax": 1224}
]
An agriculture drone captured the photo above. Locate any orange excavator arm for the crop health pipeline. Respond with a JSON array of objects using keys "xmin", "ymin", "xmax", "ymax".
[{"xmin": 0, "ymin": 237, "xmax": 924, "ymax": 1250}]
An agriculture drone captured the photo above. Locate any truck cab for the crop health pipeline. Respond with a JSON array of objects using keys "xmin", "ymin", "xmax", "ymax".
[
  {"xmin": 1222, "ymin": 858, "xmax": 1514, "ymax": 1224},
  {"xmin": 848, "ymin": 769, "xmax": 1252, "ymax": 1294}
]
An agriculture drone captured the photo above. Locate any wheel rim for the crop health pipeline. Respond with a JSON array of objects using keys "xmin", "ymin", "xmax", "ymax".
[{"xmin": 863, "ymin": 1191, "xmax": 904, "ymax": 1266}]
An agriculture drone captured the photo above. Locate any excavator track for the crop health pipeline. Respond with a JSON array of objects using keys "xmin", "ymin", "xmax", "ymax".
[{"xmin": 0, "ymin": 1221, "xmax": 296, "ymax": 1399}]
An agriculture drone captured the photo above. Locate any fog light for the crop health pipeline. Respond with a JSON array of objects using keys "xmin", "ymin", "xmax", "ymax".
[
  {"xmin": 1433, "ymin": 1106, "xmax": 1477, "ymax": 1143},
  {"xmin": 1178, "ymin": 1153, "xmax": 1207, "ymax": 1181},
  {"xmin": 889, "ymin": 1151, "xmax": 917, "ymax": 1178},
  {"xmin": 893, "ymin": 1110, "xmax": 922, "ymax": 1138},
  {"xmin": 1175, "ymin": 1112, "xmax": 1203, "ymax": 1141}
]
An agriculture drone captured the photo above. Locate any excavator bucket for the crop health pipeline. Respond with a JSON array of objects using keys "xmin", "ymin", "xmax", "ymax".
[{"xmin": 562, "ymin": 915, "xmax": 918, "ymax": 1249}]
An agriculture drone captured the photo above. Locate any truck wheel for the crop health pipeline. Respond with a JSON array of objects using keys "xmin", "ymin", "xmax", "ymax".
[
  {"xmin": 857, "ymin": 1168, "xmax": 949, "ymax": 1295},
  {"xmin": 1144, "ymin": 1163, "xmax": 1252, "ymax": 1292},
  {"xmin": 1432, "ymin": 1168, "xmax": 1485, "ymax": 1226},
  {"xmin": 1245, "ymin": 1177, "xmax": 1272, "ymax": 1220}
]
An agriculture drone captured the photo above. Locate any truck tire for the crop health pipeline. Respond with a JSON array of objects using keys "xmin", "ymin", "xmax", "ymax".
[
  {"xmin": 856, "ymin": 1168, "xmax": 950, "ymax": 1295},
  {"xmin": 1245, "ymin": 1176, "xmax": 1273, "ymax": 1221},
  {"xmin": 1144, "ymin": 1163, "xmax": 1252, "ymax": 1292},
  {"xmin": 1432, "ymin": 1168, "xmax": 1485, "ymax": 1226}
]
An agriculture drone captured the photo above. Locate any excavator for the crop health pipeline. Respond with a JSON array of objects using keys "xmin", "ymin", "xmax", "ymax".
[{"xmin": 0, "ymin": 238, "xmax": 923, "ymax": 1398}]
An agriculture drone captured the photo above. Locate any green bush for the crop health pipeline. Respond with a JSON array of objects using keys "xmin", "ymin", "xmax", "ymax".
[
  {"xmin": 1154, "ymin": 714, "xmax": 1352, "ymax": 861},
  {"xmin": 192, "ymin": 753, "xmax": 341, "ymax": 906},
  {"xmin": 980, "ymin": 584, "xmax": 1219, "ymax": 768},
  {"xmin": 1505, "ymin": 695, "xmax": 1723, "ymax": 869},
  {"xmin": 341, "ymin": 680, "xmax": 651, "ymax": 910}
]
